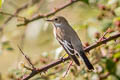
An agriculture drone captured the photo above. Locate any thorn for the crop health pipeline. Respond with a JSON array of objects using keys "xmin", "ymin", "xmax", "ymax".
[
  {"xmin": 87, "ymin": 51, "xmax": 90, "ymax": 55},
  {"xmin": 41, "ymin": 70, "xmax": 48, "ymax": 75},
  {"xmin": 53, "ymin": 8, "xmax": 57, "ymax": 12},
  {"xmin": 40, "ymin": 72, "xmax": 42, "ymax": 75},
  {"xmin": 98, "ymin": 28, "xmax": 110, "ymax": 42},
  {"xmin": 114, "ymin": 39, "xmax": 117, "ymax": 42},
  {"xmin": 43, "ymin": 71, "xmax": 46, "ymax": 74}
]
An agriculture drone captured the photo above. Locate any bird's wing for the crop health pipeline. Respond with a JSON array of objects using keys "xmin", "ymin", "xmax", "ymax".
[
  {"xmin": 56, "ymin": 36, "xmax": 74, "ymax": 55},
  {"xmin": 56, "ymin": 36, "xmax": 80, "ymax": 66},
  {"xmin": 70, "ymin": 35, "xmax": 94, "ymax": 70},
  {"xmin": 56, "ymin": 35, "xmax": 81, "ymax": 56}
]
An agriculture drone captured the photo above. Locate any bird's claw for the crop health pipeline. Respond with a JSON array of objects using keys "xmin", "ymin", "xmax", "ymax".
[{"xmin": 60, "ymin": 57, "xmax": 65, "ymax": 62}]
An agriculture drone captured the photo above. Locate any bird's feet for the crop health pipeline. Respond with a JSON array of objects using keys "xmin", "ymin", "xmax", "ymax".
[
  {"xmin": 60, "ymin": 56, "xmax": 65, "ymax": 62},
  {"xmin": 59, "ymin": 54, "xmax": 67, "ymax": 62}
]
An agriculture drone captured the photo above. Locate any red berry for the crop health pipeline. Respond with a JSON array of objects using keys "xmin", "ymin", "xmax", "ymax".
[
  {"xmin": 98, "ymin": 4, "xmax": 106, "ymax": 10},
  {"xmin": 84, "ymin": 42, "xmax": 89, "ymax": 47},
  {"xmin": 115, "ymin": 20, "xmax": 120, "ymax": 27}
]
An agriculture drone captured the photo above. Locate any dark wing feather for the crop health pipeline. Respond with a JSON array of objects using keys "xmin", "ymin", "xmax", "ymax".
[{"xmin": 56, "ymin": 37, "xmax": 80, "ymax": 66}]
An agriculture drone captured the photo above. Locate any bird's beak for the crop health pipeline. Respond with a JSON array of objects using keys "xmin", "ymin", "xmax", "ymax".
[{"xmin": 46, "ymin": 19, "xmax": 53, "ymax": 22}]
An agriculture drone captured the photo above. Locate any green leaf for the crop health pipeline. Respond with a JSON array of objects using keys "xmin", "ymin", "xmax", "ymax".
[
  {"xmin": 83, "ymin": 0, "xmax": 89, "ymax": 4},
  {"xmin": 113, "ymin": 52, "xmax": 120, "ymax": 58},
  {"xmin": 115, "ymin": 44, "xmax": 120, "ymax": 49},
  {"xmin": 2, "ymin": 41, "xmax": 13, "ymax": 51},
  {"xmin": 80, "ymin": 0, "xmax": 89, "ymax": 4},
  {"xmin": 107, "ymin": 75, "xmax": 119, "ymax": 80},
  {"xmin": 113, "ymin": 17, "xmax": 120, "ymax": 22},
  {"xmin": 101, "ymin": 20, "xmax": 112, "ymax": 32},
  {"xmin": 7, "ymin": 47, "xmax": 13, "ymax": 51},
  {"xmin": 114, "ymin": 7, "xmax": 120, "ymax": 16},
  {"xmin": 106, "ymin": 58, "xmax": 116, "ymax": 74},
  {"xmin": 101, "ymin": 57, "xmax": 107, "ymax": 63}
]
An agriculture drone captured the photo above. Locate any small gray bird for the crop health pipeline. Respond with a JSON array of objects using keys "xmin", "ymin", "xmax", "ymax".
[{"xmin": 46, "ymin": 16, "xmax": 94, "ymax": 70}]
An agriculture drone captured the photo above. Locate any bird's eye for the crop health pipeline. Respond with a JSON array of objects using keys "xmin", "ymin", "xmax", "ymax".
[{"xmin": 55, "ymin": 18, "xmax": 58, "ymax": 21}]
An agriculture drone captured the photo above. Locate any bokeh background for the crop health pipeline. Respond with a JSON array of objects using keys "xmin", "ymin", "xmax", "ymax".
[{"xmin": 0, "ymin": 0, "xmax": 120, "ymax": 80}]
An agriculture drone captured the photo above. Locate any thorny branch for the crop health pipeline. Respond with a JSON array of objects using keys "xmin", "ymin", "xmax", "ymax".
[
  {"xmin": 20, "ymin": 33, "xmax": 120, "ymax": 80},
  {"xmin": 18, "ymin": 45, "xmax": 35, "ymax": 69},
  {"xmin": 98, "ymin": 28, "xmax": 110, "ymax": 42}
]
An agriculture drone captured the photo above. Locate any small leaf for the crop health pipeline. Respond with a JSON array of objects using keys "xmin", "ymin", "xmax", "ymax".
[
  {"xmin": 107, "ymin": 75, "xmax": 119, "ymax": 80},
  {"xmin": 79, "ymin": 0, "xmax": 89, "ymax": 4},
  {"xmin": 7, "ymin": 47, "xmax": 13, "ymax": 51},
  {"xmin": 2, "ymin": 41, "xmax": 13, "ymax": 51},
  {"xmin": 82, "ymin": 0, "xmax": 89, "ymax": 4},
  {"xmin": 114, "ymin": 7, "xmax": 120, "ymax": 16},
  {"xmin": 113, "ymin": 17, "xmax": 120, "ymax": 22},
  {"xmin": 101, "ymin": 20, "xmax": 112, "ymax": 31},
  {"xmin": 115, "ymin": 44, "xmax": 120, "ymax": 49},
  {"xmin": 106, "ymin": 59, "xmax": 116, "ymax": 74},
  {"xmin": 113, "ymin": 52, "xmax": 120, "ymax": 58}
]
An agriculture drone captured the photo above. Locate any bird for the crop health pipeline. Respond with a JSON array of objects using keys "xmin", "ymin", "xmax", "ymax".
[{"xmin": 46, "ymin": 16, "xmax": 94, "ymax": 70}]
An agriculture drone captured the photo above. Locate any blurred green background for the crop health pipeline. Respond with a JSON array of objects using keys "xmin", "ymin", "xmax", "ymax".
[{"xmin": 0, "ymin": 0, "xmax": 120, "ymax": 80}]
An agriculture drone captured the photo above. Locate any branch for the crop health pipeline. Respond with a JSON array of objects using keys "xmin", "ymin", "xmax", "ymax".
[
  {"xmin": 18, "ymin": 45, "xmax": 35, "ymax": 69},
  {"xmin": 17, "ymin": 0, "xmax": 79, "ymax": 26},
  {"xmin": 4, "ymin": 0, "xmax": 42, "ymax": 24},
  {"xmin": 99, "ymin": 72, "xmax": 110, "ymax": 80},
  {"xmin": 4, "ymin": 3, "xmax": 28, "ymax": 24},
  {"xmin": 21, "ymin": 33, "xmax": 120, "ymax": 80},
  {"xmin": 0, "ymin": 11, "xmax": 29, "ymax": 28},
  {"xmin": 0, "ymin": 11, "xmax": 26, "ymax": 19}
]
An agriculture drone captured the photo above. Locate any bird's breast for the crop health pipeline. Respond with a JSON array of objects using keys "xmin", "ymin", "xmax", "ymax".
[{"xmin": 54, "ymin": 27, "xmax": 65, "ymax": 39}]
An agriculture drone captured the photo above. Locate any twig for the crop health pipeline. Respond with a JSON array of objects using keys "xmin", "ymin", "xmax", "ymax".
[
  {"xmin": 24, "ymin": 65, "xmax": 33, "ymax": 71},
  {"xmin": 17, "ymin": 0, "xmax": 79, "ymax": 26},
  {"xmin": 21, "ymin": 33, "xmax": 120, "ymax": 80},
  {"xmin": 17, "ymin": 45, "xmax": 35, "ymax": 69},
  {"xmin": 4, "ymin": 3, "xmax": 28, "ymax": 24},
  {"xmin": 98, "ymin": 28, "xmax": 110, "ymax": 42},
  {"xmin": 99, "ymin": 72, "xmax": 110, "ymax": 80},
  {"xmin": 0, "ymin": 11, "xmax": 26, "ymax": 19},
  {"xmin": 63, "ymin": 61, "xmax": 73, "ymax": 77},
  {"xmin": 84, "ymin": 33, "xmax": 120, "ymax": 52},
  {"xmin": 4, "ymin": 0, "xmax": 42, "ymax": 24}
]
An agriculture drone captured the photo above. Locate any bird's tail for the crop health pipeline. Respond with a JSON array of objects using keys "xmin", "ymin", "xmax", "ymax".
[
  {"xmin": 79, "ymin": 51, "xmax": 94, "ymax": 70},
  {"xmin": 71, "ymin": 55, "xmax": 80, "ymax": 66}
]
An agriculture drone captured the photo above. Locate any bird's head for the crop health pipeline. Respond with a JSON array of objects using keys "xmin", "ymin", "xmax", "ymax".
[{"xmin": 46, "ymin": 16, "xmax": 68, "ymax": 27}]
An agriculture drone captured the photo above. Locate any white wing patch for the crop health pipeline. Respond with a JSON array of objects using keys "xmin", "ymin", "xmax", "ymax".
[
  {"xmin": 57, "ymin": 38, "xmax": 74, "ymax": 55},
  {"xmin": 57, "ymin": 37, "xmax": 82, "ymax": 59}
]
